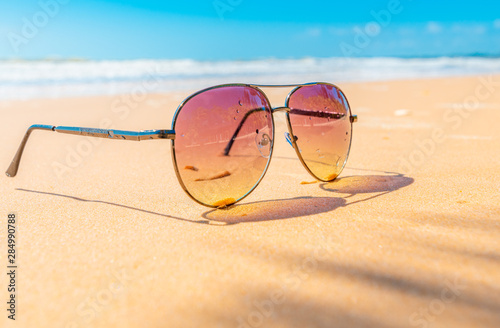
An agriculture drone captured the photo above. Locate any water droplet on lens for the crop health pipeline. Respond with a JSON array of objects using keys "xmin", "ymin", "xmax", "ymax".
[
  {"xmin": 239, "ymin": 100, "xmax": 243, "ymax": 106},
  {"xmin": 234, "ymin": 117, "xmax": 237, "ymax": 120},
  {"xmin": 309, "ymin": 117, "xmax": 312, "ymax": 120},
  {"xmin": 346, "ymin": 132, "xmax": 348, "ymax": 135},
  {"xmin": 181, "ymin": 134, "xmax": 185, "ymax": 137},
  {"xmin": 236, "ymin": 109, "xmax": 239, "ymax": 113}
]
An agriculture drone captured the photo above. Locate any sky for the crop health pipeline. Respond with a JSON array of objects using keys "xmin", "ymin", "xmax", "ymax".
[{"xmin": 0, "ymin": 0, "xmax": 499, "ymax": 60}]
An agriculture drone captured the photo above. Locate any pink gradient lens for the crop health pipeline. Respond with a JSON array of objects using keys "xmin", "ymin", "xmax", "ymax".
[
  {"xmin": 287, "ymin": 83, "xmax": 352, "ymax": 181},
  {"xmin": 173, "ymin": 86, "xmax": 273, "ymax": 207}
]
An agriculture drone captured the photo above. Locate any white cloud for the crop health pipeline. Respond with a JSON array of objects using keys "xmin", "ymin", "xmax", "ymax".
[
  {"xmin": 328, "ymin": 27, "xmax": 350, "ymax": 36},
  {"xmin": 451, "ymin": 23, "xmax": 487, "ymax": 35},
  {"xmin": 295, "ymin": 27, "xmax": 323, "ymax": 40},
  {"xmin": 494, "ymin": 19, "xmax": 500, "ymax": 29},
  {"xmin": 473, "ymin": 25, "xmax": 487, "ymax": 35},
  {"xmin": 397, "ymin": 27, "xmax": 416, "ymax": 36},
  {"xmin": 305, "ymin": 28, "xmax": 322, "ymax": 38},
  {"xmin": 426, "ymin": 22, "xmax": 443, "ymax": 34}
]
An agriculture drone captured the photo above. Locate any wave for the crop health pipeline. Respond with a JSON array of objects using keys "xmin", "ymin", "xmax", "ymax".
[{"xmin": 1, "ymin": 57, "xmax": 500, "ymax": 100}]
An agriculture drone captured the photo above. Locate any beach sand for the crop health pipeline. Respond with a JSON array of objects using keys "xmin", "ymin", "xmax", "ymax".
[{"xmin": 1, "ymin": 75, "xmax": 499, "ymax": 328}]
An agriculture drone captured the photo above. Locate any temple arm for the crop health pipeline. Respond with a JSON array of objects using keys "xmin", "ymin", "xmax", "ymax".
[
  {"xmin": 5, "ymin": 124, "xmax": 175, "ymax": 177},
  {"xmin": 223, "ymin": 108, "xmax": 353, "ymax": 156}
]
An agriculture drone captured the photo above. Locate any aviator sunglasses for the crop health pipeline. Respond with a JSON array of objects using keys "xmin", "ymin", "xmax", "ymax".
[{"xmin": 6, "ymin": 83, "xmax": 358, "ymax": 208}]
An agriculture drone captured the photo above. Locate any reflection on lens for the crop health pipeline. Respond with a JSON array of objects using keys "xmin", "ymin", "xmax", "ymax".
[
  {"xmin": 287, "ymin": 83, "xmax": 352, "ymax": 181},
  {"xmin": 173, "ymin": 86, "xmax": 273, "ymax": 207}
]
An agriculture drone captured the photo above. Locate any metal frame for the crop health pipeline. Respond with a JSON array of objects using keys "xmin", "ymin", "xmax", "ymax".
[
  {"xmin": 5, "ymin": 125, "xmax": 174, "ymax": 177},
  {"xmin": 6, "ymin": 82, "xmax": 358, "ymax": 209}
]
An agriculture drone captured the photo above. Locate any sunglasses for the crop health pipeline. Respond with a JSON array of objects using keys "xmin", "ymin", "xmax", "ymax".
[{"xmin": 6, "ymin": 82, "xmax": 358, "ymax": 208}]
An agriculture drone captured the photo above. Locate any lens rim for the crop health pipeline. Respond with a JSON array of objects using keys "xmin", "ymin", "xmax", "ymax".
[
  {"xmin": 284, "ymin": 82, "xmax": 353, "ymax": 182},
  {"xmin": 171, "ymin": 84, "xmax": 275, "ymax": 208}
]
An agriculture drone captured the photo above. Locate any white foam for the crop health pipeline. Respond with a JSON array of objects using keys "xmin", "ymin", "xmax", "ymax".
[{"xmin": 1, "ymin": 57, "xmax": 500, "ymax": 100}]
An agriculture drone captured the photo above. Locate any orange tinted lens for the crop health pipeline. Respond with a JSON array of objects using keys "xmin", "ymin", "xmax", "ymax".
[
  {"xmin": 287, "ymin": 83, "xmax": 352, "ymax": 181},
  {"xmin": 173, "ymin": 86, "xmax": 273, "ymax": 207}
]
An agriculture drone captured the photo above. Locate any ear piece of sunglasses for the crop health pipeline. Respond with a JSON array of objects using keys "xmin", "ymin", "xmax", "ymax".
[{"xmin": 6, "ymin": 83, "xmax": 357, "ymax": 208}]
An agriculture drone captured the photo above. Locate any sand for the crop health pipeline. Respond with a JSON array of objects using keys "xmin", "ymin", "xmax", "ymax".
[{"xmin": 1, "ymin": 75, "xmax": 499, "ymax": 328}]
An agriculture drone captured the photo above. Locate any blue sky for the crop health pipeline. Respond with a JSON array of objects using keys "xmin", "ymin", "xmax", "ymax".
[{"xmin": 0, "ymin": 0, "xmax": 499, "ymax": 60}]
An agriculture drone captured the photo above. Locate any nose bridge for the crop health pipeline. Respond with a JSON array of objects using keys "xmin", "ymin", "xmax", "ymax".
[{"xmin": 271, "ymin": 106, "xmax": 290, "ymax": 114}]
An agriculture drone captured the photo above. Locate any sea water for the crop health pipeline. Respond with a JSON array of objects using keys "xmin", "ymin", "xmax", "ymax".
[{"xmin": 1, "ymin": 56, "xmax": 500, "ymax": 100}]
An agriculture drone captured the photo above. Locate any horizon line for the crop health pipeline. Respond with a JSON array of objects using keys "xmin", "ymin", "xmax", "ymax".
[{"xmin": 1, "ymin": 53, "xmax": 500, "ymax": 63}]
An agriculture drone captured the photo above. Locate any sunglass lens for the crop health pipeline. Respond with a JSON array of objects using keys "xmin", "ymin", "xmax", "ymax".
[
  {"xmin": 287, "ymin": 83, "xmax": 352, "ymax": 181},
  {"xmin": 173, "ymin": 86, "xmax": 273, "ymax": 207}
]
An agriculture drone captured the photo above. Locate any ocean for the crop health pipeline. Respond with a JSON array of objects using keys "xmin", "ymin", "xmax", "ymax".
[{"xmin": 1, "ymin": 56, "xmax": 500, "ymax": 100}]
